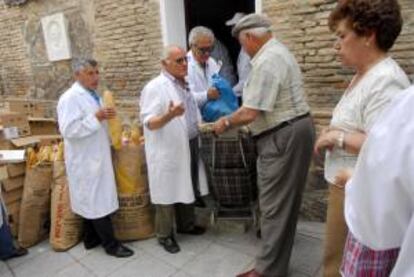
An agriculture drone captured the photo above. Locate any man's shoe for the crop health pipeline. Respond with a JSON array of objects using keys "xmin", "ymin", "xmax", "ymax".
[
  {"xmin": 106, "ymin": 244, "xmax": 134, "ymax": 258},
  {"xmin": 3, "ymin": 247, "xmax": 28, "ymax": 261},
  {"xmin": 194, "ymin": 197, "xmax": 207, "ymax": 208},
  {"xmin": 158, "ymin": 237, "xmax": 180, "ymax": 254},
  {"xmin": 236, "ymin": 269, "xmax": 263, "ymax": 277},
  {"xmin": 177, "ymin": 225, "xmax": 206, "ymax": 235}
]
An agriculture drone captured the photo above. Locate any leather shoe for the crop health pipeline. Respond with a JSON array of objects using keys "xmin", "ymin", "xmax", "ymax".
[
  {"xmin": 177, "ymin": 225, "xmax": 206, "ymax": 235},
  {"xmin": 106, "ymin": 244, "xmax": 134, "ymax": 258},
  {"xmin": 3, "ymin": 247, "xmax": 28, "ymax": 260},
  {"xmin": 158, "ymin": 237, "xmax": 180, "ymax": 254},
  {"xmin": 236, "ymin": 269, "xmax": 263, "ymax": 277}
]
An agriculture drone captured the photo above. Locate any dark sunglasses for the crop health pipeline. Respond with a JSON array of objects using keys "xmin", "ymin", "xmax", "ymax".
[
  {"xmin": 174, "ymin": 56, "xmax": 188, "ymax": 65},
  {"xmin": 194, "ymin": 45, "xmax": 214, "ymax": 55}
]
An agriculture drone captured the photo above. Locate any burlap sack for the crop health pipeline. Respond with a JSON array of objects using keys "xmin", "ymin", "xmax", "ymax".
[
  {"xmin": 49, "ymin": 161, "xmax": 82, "ymax": 251},
  {"xmin": 112, "ymin": 144, "xmax": 154, "ymax": 240},
  {"xmin": 18, "ymin": 164, "xmax": 53, "ymax": 248},
  {"xmin": 112, "ymin": 192, "xmax": 154, "ymax": 240},
  {"xmin": 113, "ymin": 144, "xmax": 147, "ymax": 194}
]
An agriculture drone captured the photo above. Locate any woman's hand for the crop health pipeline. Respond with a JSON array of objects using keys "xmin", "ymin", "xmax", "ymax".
[
  {"xmin": 334, "ymin": 168, "xmax": 353, "ymax": 187},
  {"xmin": 314, "ymin": 128, "xmax": 343, "ymax": 156}
]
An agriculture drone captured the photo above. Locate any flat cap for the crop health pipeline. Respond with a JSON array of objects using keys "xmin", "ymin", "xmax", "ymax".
[{"xmin": 231, "ymin": 13, "xmax": 272, "ymax": 37}]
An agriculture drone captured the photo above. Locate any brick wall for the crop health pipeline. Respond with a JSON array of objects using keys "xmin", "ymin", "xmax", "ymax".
[
  {"xmin": 262, "ymin": 0, "xmax": 414, "ymax": 133},
  {"xmin": 94, "ymin": 0, "xmax": 162, "ymax": 100},
  {"xmin": 0, "ymin": 0, "xmax": 162, "ymax": 101}
]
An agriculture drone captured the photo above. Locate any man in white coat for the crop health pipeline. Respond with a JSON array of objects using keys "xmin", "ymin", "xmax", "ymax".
[
  {"xmin": 187, "ymin": 26, "xmax": 221, "ymax": 109},
  {"xmin": 140, "ymin": 45, "xmax": 208, "ymax": 254},
  {"xmin": 57, "ymin": 58, "xmax": 133, "ymax": 258},
  {"xmin": 187, "ymin": 26, "xmax": 220, "ymax": 207},
  {"xmin": 225, "ymin": 12, "xmax": 252, "ymax": 100}
]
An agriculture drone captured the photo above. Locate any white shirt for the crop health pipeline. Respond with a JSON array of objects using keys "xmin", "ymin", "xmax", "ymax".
[
  {"xmin": 324, "ymin": 57, "xmax": 410, "ymax": 184},
  {"xmin": 211, "ymin": 39, "xmax": 237, "ymax": 86},
  {"xmin": 343, "ymin": 87, "xmax": 414, "ymax": 276}
]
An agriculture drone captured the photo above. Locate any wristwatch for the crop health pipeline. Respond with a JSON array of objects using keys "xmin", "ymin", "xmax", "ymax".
[{"xmin": 224, "ymin": 117, "xmax": 231, "ymax": 129}]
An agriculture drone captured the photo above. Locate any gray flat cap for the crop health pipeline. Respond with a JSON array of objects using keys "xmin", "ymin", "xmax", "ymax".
[{"xmin": 231, "ymin": 13, "xmax": 272, "ymax": 37}]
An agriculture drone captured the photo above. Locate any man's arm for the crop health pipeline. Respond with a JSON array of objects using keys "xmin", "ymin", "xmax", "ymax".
[
  {"xmin": 146, "ymin": 101, "xmax": 185, "ymax": 130},
  {"xmin": 213, "ymin": 106, "xmax": 259, "ymax": 135}
]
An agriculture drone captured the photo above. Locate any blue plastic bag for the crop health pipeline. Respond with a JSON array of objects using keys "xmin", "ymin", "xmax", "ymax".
[{"xmin": 202, "ymin": 74, "xmax": 238, "ymax": 122}]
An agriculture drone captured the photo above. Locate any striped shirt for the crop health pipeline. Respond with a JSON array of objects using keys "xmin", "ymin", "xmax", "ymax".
[{"xmin": 242, "ymin": 38, "xmax": 310, "ymax": 136}]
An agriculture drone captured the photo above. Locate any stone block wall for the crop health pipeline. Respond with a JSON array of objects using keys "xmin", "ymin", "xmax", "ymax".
[{"xmin": 0, "ymin": 0, "xmax": 162, "ymax": 101}]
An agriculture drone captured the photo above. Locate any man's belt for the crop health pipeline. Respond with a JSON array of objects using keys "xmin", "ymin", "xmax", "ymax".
[{"xmin": 253, "ymin": 113, "xmax": 310, "ymax": 141}]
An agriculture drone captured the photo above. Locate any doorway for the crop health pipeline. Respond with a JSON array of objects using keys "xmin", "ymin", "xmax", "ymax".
[{"xmin": 184, "ymin": 0, "xmax": 255, "ymax": 65}]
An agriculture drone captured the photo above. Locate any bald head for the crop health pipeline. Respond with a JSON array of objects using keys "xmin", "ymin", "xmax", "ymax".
[{"xmin": 161, "ymin": 45, "xmax": 188, "ymax": 81}]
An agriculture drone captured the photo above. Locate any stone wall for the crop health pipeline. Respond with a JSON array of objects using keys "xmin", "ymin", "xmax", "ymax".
[{"xmin": 0, "ymin": 0, "xmax": 162, "ymax": 101}]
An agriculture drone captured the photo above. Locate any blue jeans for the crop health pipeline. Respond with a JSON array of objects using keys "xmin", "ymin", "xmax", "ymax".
[{"xmin": 0, "ymin": 205, "xmax": 15, "ymax": 260}]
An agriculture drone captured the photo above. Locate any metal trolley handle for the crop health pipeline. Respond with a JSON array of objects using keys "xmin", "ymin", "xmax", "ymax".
[{"xmin": 211, "ymin": 132, "xmax": 249, "ymax": 172}]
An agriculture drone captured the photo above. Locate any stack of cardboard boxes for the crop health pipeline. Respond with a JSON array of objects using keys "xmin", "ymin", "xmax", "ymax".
[{"xmin": 0, "ymin": 99, "xmax": 60, "ymax": 237}]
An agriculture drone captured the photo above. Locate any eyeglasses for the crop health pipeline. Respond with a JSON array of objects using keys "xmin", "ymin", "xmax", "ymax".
[
  {"xmin": 174, "ymin": 56, "xmax": 188, "ymax": 65},
  {"xmin": 193, "ymin": 45, "xmax": 214, "ymax": 55}
]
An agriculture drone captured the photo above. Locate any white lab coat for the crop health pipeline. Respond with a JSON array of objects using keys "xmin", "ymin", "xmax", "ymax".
[
  {"xmin": 233, "ymin": 49, "xmax": 251, "ymax": 97},
  {"xmin": 57, "ymin": 82, "xmax": 118, "ymax": 219},
  {"xmin": 187, "ymin": 50, "xmax": 221, "ymax": 107},
  {"xmin": 140, "ymin": 73, "xmax": 208, "ymax": 205},
  {"xmin": 344, "ymin": 87, "xmax": 414, "ymax": 277}
]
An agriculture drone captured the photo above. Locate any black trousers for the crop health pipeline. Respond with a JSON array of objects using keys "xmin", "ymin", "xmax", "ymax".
[
  {"xmin": 83, "ymin": 215, "xmax": 119, "ymax": 253},
  {"xmin": 189, "ymin": 137, "xmax": 200, "ymax": 199}
]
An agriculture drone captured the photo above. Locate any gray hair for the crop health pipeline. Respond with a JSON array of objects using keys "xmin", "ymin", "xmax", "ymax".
[
  {"xmin": 188, "ymin": 26, "xmax": 215, "ymax": 46},
  {"xmin": 160, "ymin": 45, "xmax": 183, "ymax": 61},
  {"xmin": 72, "ymin": 58, "xmax": 98, "ymax": 73},
  {"xmin": 241, "ymin": 27, "xmax": 271, "ymax": 38}
]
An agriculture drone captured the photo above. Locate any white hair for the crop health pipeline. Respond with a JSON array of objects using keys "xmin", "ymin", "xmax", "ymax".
[
  {"xmin": 241, "ymin": 27, "xmax": 271, "ymax": 38},
  {"xmin": 160, "ymin": 45, "xmax": 184, "ymax": 61},
  {"xmin": 188, "ymin": 26, "xmax": 215, "ymax": 46}
]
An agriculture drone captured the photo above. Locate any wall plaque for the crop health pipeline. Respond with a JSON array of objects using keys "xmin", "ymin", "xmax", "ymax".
[{"xmin": 41, "ymin": 13, "xmax": 72, "ymax": 61}]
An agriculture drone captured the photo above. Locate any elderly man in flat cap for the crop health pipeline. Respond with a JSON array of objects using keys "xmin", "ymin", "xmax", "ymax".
[{"xmin": 213, "ymin": 13, "xmax": 315, "ymax": 277}]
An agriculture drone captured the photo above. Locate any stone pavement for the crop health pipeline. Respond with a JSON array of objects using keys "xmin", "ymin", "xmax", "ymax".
[{"xmin": 0, "ymin": 221, "xmax": 324, "ymax": 277}]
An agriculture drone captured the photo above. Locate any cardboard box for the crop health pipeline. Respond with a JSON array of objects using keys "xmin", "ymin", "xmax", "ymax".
[
  {"xmin": 2, "ymin": 187, "xmax": 24, "ymax": 205},
  {"xmin": 0, "ymin": 166, "xmax": 8, "ymax": 180},
  {"xmin": 5, "ymin": 162, "xmax": 25, "ymax": 177},
  {"xmin": 0, "ymin": 113, "xmax": 31, "ymax": 137},
  {"xmin": 29, "ymin": 117, "xmax": 58, "ymax": 135},
  {"xmin": 1, "ymin": 176, "xmax": 25, "ymax": 192},
  {"xmin": 0, "ymin": 100, "xmax": 33, "ymax": 116}
]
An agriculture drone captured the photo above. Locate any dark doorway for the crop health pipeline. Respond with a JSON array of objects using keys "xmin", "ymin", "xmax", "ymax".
[{"xmin": 184, "ymin": 0, "xmax": 255, "ymax": 67}]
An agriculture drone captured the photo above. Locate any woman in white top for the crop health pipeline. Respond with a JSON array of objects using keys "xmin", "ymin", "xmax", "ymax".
[{"xmin": 313, "ymin": 0, "xmax": 410, "ymax": 276}]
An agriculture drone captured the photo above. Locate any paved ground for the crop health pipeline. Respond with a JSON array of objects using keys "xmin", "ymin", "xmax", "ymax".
[{"xmin": 0, "ymin": 220, "xmax": 324, "ymax": 277}]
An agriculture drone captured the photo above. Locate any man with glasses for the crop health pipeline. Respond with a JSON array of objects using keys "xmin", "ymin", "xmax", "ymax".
[
  {"xmin": 187, "ymin": 26, "xmax": 221, "ymax": 108},
  {"xmin": 140, "ymin": 45, "xmax": 208, "ymax": 254},
  {"xmin": 186, "ymin": 26, "xmax": 221, "ymax": 207}
]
